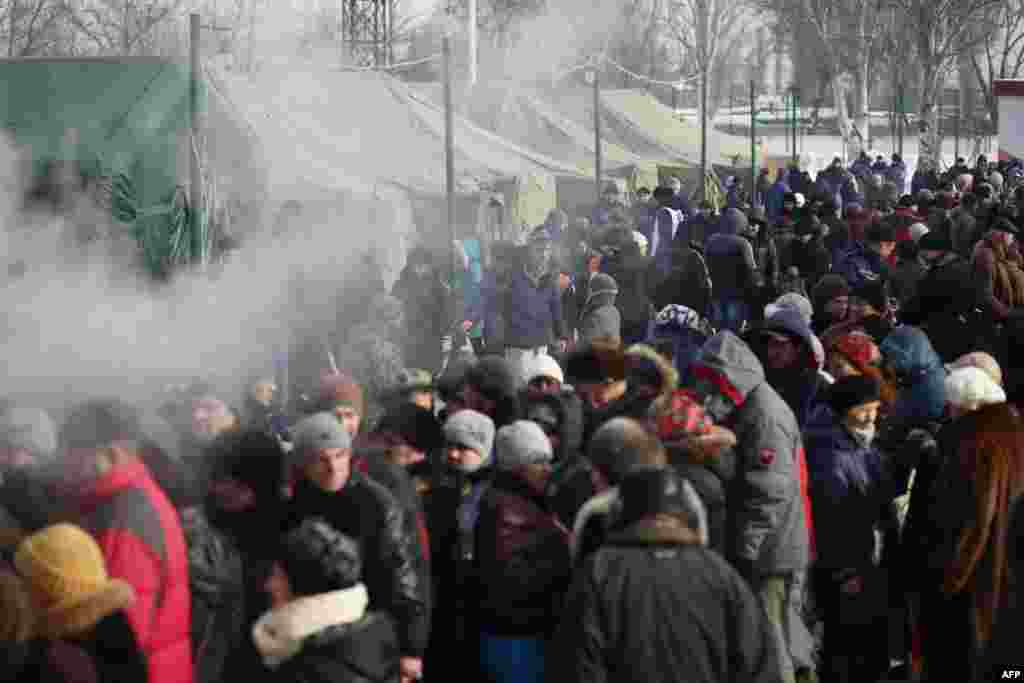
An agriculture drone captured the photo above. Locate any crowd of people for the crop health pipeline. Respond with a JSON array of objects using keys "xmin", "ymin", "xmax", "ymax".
[{"xmin": 2, "ymin": 149, "xmax": 1024, "ymax": 683}]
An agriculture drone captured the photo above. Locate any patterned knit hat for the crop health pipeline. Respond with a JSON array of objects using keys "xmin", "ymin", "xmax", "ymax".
[
  {"xmin": 278, "ymin": 518, "xmax": 362, "ymax": 595},
  {"xmin": 14, "ymin": 524, "xmax": 135, "ymax": 639}
]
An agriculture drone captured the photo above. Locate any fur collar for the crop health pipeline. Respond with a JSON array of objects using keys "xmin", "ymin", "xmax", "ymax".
[
  {"xmin": 570, "ymin": 488, "xmax": 619, "ymax": 562},
  {"xmin": 38, "ymin": 579, "xmax": 135, "ymax": 640},
  {"xmin": 607, "ymin": 517, "xmax": 703, "ymax": 547},
  {"xmin": 252, "ymin": 583, "xmax": 369, "ymax": 670}
]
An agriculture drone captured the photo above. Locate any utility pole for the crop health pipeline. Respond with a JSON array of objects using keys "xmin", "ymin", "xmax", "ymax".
[
  {"xmin": 468, "ymin": 0, "xmax": 478, "ymax": 85},
  {"xmin": 190, "ymin": 12, "xmax": 204, "ymax": 266},
  {"xmin": 699, "ymin": 7, "xmax": 709, "ymax": 203},
  {"xmin": 790, "ymin": 88, "xmax": 799, "ymax": 166},
  {"xmin": 750, "ymin": 79, "xmax": 756, "ymax": 204},
  {"xmin": 593, "ymin": 61, "xmax": 603, "ymax": 204},
  {"xmin": 443, "ymin": 35, "xmax": 457, "ymax": 312}
]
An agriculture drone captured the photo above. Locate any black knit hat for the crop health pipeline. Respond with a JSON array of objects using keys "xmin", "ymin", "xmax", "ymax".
[
  {"xmin": 566, "ymin": 342, "xmax": 627, "ymax": 385},
  {"xmin": 811, "ymin": 274, "xmax": 851, "ymax": 309},
  {"xmin": 853, "ymin": 279, "xmax": 889, "ymax": 313},
  {"xmin": 827, "ymin": 375, "xmax": 881, "ymax": 417},
  {"xmin": 278, "ymin": 518, "xmax": 362, "ymax": 596},
  {"xmin": 466, "ymin": 355, "xmax": 521, "ymax": 402},
  {"xmin": 375, "ymin": 403, "xmax": 443, "ymax": 453}
]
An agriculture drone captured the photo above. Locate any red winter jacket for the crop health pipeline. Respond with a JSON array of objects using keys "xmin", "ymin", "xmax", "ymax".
[{"xmin": 78, "ymin": 459, "xmax": 193, "ymax": 683}]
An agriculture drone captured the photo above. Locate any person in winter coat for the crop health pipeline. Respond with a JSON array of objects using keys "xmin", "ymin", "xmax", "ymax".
[
  {"xmin": 578, "ymin": 272, "xmax": 621, "ymax": 346},
  {"xmin": 0, "ymin": 567, "xmax": 79, "ymax": 683},
  {"xmin": 978, "ymin": 495, "xmax": 1024, "ymax": 680},
  {"xmin": 652, "ymin": 389, "xmax": 737, "ymax": 555},
  {"xmin": 0, "ymin": 406, "xmax": 60, "ymax": 534},
  {"xmin": 475, "ymin": 421, "xmax": 572, "ymax": 683},
  {"xmin": 550, "ymin": 464, "xmax": 784, "ymax": 683},
  {"xmin": 391, "ymin": 246, "xmax": 453, "ymax": 374},
  {"xmin": 522, "ymin": 390, "xmax": 585, "ymax": 467},
  {"xmin": 766, "ymin": 168, "xmax": 791, "ymax": 224},
  {"xmin": 464, "ymin": 355, "xmax": 523, "ymax": 431},
  {"xmin": 746, "ymin": 309, "xmax": 829, "ymax": 430},
  {"xmin": 888, "ymin": 239, "xmax": 926, "ymax": 308},
  {"xmin": 901, "ymin": 232, "xmax": 990, "ymax": 363},
  {"xmin": 601, "ymin": 229, "xmax": 654, "ymax": 346},
  {"xmin": 705, "ymin": 208, "xmax": 763, "ymax": 333},
  {"xmin": 569, "ymin": 418, "xmax": 669, "ymax": 567},
  {"xmin": 424, "ymin": 410, "xmax": 496, "ymax": 681},
  {"xmin": 336, "ymin": 294, "xmax": 408, "ymax": 424},
  {"xmin": 283, "ymin": 413, "xmax": 427, "ymax": 683},
  {"xmin": 879, "ymin": 327, "xmax": 948, "ymax": 426},
  {"xmin": 835, "ymin": 221, "xmax": 896, "ymax": 290},
  {"xmin": 810, "ymin": 274, "xmax": 851, "ymax": 336},
  {"xmin": 59, "ymin": 400, "xmax": 193, "ymax": 683},
  {"xmin": 241, "ymin": 374, "xmax": 289, "ymax": 443},
  {"xmin": 13, "ymin": 524, "xmax": 148, "ymax": 683},
  {"xmin": 821, "ymin": 330, "xmax": 896, "ymax": 410},
  {"xmin": 650, "ymin": 304, "xmax": 713, "ymax": 379},
  {"xmin": 138, "ymin": 430, "xmax": 246, "ymax": 683},
  {"xmin": 917, "ymin": 403, "xmax": 1024, "ymax": 682},
  {"xmin": 804, "ymin": 376, "xmax": 914, "ymax": 683},
  {"xmin": 253, "ymin": 519, "xmax": 399, "ymax": 683},
  {"xmin": 505, "ymin": 228, "xmax": 570, "ymax": 364},
  {"xmin": 972, "ymin": 222, "xmax": 1024, "ymax": 320},
  {"xmin": 685, "ymin": 331, "xmax": 813, "ymax": 683},
  {"xmin": 649, "ymin": 187, "xmax": 687, "ymax": 280}
]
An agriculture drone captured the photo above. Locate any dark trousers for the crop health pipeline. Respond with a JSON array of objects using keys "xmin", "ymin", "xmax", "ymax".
[{"xmin": 812, "ymin": 567, "xmax": 890, "ymax": 683}]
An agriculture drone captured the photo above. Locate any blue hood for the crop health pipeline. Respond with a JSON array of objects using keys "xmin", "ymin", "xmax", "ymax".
[{"xmin": 880, "ymin": 326, "xmax": 947, "ymax": 422}]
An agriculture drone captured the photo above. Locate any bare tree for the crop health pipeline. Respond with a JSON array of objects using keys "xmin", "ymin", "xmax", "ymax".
[
  {"xmin": 665, "ymin": 0, "xmax": 752, "ymax": 120},
  {"xmin": 1, "ymin": 0, "xmax": 72, "ymax": 56},
  {"xmin": 64, "ymin": 0, "xmax": 184, "ymax": 55},
  {"xmin": 889, "ymin": 0, "xmax": 1003, "ymax": 170},
  {"xmin": 969, "ymin": 0, "xmax": 1024, "ymax": 138}
]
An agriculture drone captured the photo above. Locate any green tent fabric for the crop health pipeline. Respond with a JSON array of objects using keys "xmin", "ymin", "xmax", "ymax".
[
  {"xmin": 600, "ymin": 90, "xmax": 752, "ymax": 166},
  {"xmin": 0, "ymin": 58, "xmax": 215, "ymax": 276},
  {"xmin": 0, "ymin": 58, "xmax": 195, "ymax": 209}
]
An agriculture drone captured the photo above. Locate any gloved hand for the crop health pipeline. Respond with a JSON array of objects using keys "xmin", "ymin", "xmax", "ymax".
[{"xmin": 904, "ymin": 427, "xmax": 939, "ymax": 469}]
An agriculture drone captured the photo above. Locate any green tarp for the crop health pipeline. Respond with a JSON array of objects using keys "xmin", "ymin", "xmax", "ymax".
[{"xmin": 0, "ymin": 58, "xmax": 198, "ymax": 210}]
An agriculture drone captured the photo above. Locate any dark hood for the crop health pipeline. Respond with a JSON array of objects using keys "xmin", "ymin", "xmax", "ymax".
[{"xmin": 694, "ymin": 331, "xmax": 766, "ymax": 401}]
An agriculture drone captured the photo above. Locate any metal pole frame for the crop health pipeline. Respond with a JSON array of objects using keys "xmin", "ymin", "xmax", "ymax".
[
  {"xmin": 594, "ymin": 62, "xmax": 603, "ymax": 204},
  {"xmin": 190, "ymin": 12, "xmax": 203, "ymax": 266},
  {"xmin": 750, "ymin": 79, "xmax": 756, "ymax": 204},
  {"xmin": 443, "ymin": 35, "xmax": 457, "ymax": 314}
]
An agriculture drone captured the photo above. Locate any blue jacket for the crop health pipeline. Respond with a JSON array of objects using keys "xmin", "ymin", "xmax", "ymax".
[
  {"xmin": 834, "ymin": 242, "xmax": 888, "ymax": 290},
  {"xmin": 879, "ymin": 326, "xmax": 947, "ymax": 423},
  {"xmin": 804, "ymin": 411, "xmax": 911, "ymax": 570},
  {"xmin": 491, "ymin": 268, "xmax": 567, "ymax": 349},
  {"xmin": 705, "ymin": 209, "xmax": 760, "ymax": 299},
  {"xmin": 765, "ymin": 181, "xmax": 789, "ymax": 224}
]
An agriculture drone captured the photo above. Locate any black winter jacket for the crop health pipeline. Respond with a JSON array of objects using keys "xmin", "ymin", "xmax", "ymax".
[
  {"xmin": 549, "ymin": 519, "xmax": 783, "ymax": 683},
  {"xmin": 181, "ymin": 507, "xmax": 246, "ymax": 683},
  {"xmin": 266, "ymin": 613, "xmax": 399, "ymax": 683},
  {"xmin": 285, "ymin": 473, "xmax": 429, "ymax": 657}
]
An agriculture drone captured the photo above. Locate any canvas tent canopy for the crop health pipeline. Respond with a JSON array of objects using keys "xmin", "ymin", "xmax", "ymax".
[{"xmin": 209, "ymin": 62, "xmax": 586, "ymax": 241}]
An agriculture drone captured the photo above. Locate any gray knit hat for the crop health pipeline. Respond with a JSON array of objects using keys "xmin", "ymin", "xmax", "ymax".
[
  {"xmin": 442, "ymin": 410, "xmax": 495, "ymax": 461},
  {"xmin": 495, "ymin": 420, "xmax": 553, "ymax": 468},
  {"xmin": 292, "ymin": 413, "xmax": 352, "ymax": 464}
]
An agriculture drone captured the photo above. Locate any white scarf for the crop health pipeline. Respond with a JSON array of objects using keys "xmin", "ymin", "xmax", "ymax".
[{"xmin": 252, "ymin": 583, "xmax": 369, "ymax": 670}]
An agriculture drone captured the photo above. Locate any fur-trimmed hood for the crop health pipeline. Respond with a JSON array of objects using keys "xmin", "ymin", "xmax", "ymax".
[
  {"xmin": 606, "ymin": 516, "xmax": 704, "ymax": 547},
  {"xmin": 252, "ymin": 583, "xmax": 370, "ymax": 670},
  {"xmin": 571, "ymin": 488, "xmax": 619, "ymax": 563}
]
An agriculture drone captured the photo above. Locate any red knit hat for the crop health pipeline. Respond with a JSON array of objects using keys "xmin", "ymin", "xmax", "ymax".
[
  {"xmin": 656, "ymin": 389, "xmax": 712, "ymax": 442},
  {"xmin": 319, "ymin": 372, "xmax": 365, "ymax": 418},
  {"xmin": 830, "ymin": 331, "xmax": 878, "ymax": 371}
]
